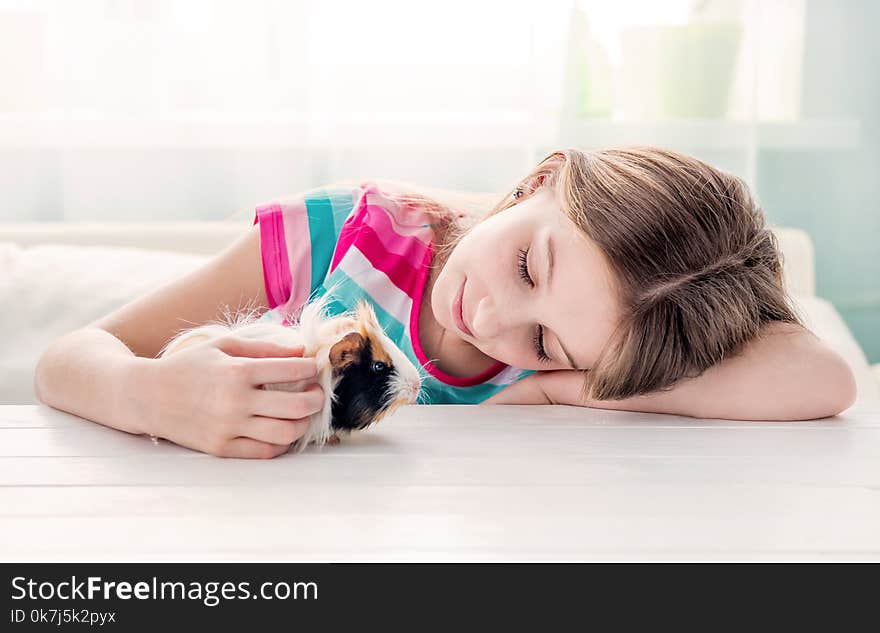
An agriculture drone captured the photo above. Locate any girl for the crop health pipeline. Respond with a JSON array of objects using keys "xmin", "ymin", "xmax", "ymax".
[{"xmin": 34, "ymin": 147, "xmax": 857, "ymax": 458}]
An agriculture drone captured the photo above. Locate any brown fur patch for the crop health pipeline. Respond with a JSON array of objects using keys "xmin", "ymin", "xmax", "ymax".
[
  {"xmin": 364, "ymin": 329, "xmax": 392, "ymax": 365},
  {"xmin": 329, "ymin": 332, "xmax": 365, "ymax": 374}
]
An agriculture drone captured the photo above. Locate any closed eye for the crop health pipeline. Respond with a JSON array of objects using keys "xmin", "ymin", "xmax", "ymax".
[{"xmin": 518, "ymin": 247, "xmax": 550, "ymax": 364}]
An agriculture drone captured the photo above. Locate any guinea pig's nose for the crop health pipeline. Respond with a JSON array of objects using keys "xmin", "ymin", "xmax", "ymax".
[{"xmin": 406, "ymin": 379, "xmax": 421, "ymax": 402}]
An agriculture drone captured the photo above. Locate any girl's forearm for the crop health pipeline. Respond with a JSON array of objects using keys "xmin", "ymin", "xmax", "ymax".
[
  {"xmin": 583, "ymin": 323, "xmax": 857, "ymax": 420},
  {"xmin": 34, "ymin": 328, "xmax": 156, "ymax": 436}
]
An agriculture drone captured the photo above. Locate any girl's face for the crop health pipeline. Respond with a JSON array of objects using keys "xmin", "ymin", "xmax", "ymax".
[{"xmin": 431, "ymin": 187, "xmax": 623, "ymax": 371}]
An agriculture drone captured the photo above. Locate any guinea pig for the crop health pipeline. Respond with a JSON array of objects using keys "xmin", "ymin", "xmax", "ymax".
[{"xmin": 159, "ymin": 297, "xmax": 423, "ymax": 452}]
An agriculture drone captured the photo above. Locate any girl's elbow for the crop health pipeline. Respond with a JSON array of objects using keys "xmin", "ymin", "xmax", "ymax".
[
  {"xmin": 33, "ymin": 352, "xmax": 49, "ymax": 404},
  {"xmin": 814, "ymin": 357, "xmax": 858, "ymax": 419},
  {"xmin": 831, "ymin": 362, "xmax": 858, "ymax": 416}
]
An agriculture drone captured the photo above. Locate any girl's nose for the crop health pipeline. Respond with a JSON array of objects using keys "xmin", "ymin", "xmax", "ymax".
[{"xmin": 471, "ymin": 294, "xmax": 513, "ymax": 339}]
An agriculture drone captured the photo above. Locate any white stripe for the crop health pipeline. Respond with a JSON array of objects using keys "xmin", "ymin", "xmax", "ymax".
[
  {"xmin": 486, "ymin": 365, "xmax": 528, "ymax": 386},
  {"xmin": 337, "ymin": 246, "xmax": 414, "ymax": 327}
]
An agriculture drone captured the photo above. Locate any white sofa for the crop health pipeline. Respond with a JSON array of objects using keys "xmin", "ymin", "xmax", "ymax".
[{"xmin": 1, "ymin": 221, "xmax": 878, "ymax": 405}]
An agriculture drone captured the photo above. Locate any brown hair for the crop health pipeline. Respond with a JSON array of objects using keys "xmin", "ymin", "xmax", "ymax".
[{"xmin": 485, "ymin": 146, "xmax": 803, "ymax": 401}]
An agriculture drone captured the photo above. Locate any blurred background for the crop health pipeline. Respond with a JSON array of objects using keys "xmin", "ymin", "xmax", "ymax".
[{"xmin": 0, "ymin": 0, "xmax": 877, "ymax": 366}]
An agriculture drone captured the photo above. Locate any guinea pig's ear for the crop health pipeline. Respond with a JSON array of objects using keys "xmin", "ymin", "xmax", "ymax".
[{"xmin": 329, "ymin": 332, "xmax": 366, "ymax": 374}]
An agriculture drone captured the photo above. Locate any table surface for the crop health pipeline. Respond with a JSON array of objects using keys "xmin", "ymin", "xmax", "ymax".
[{"xmin": 2, "ymin": 403, "xmax": 879, "ymax": 561}]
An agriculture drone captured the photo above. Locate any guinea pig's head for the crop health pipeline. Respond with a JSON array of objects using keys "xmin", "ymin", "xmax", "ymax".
[{"xmin": 327, "ymin": 301, "xmax": 422, "ymax": 432}]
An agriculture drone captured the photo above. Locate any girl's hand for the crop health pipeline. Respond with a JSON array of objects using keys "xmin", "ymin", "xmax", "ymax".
[{"xmin": 140, "ymin": 336, "xmax": 324, "ymax": 458}]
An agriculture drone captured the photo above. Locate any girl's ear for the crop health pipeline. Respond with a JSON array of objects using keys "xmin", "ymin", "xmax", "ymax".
[{"xmin": 519, "ymin": 152, "xmax": 566, "ymax": 198}]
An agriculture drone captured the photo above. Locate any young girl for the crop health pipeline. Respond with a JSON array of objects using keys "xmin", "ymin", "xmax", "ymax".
[{"xmin": 34, "ymin": 147, "xmax": 857, "ymax": 458}]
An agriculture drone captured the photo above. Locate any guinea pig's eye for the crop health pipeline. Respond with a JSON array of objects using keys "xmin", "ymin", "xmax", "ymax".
[{"xmin": 371, "ymin": 361, "xmax": 388, "ymax": 374}]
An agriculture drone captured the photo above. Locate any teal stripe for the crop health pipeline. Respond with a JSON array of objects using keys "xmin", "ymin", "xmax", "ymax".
[
  {"xmin": 416, "ymin": 375, "xmax": 523, "ymax": 403},
  {"xmin": 326, "ymin": 187, "xmax": 357, "ymax": 235},
  {"xmin": 304, "ymin": 187, "xmax": 357, "ymax": 295},
  {"xmin": 318, "ymin": 268, "xmax": 406, "ymax": 341}
]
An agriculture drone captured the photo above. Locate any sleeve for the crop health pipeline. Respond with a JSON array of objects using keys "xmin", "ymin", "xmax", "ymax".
[{"xmin": 253, "ymin": 184, "xmax": 362, "ymax": 317}]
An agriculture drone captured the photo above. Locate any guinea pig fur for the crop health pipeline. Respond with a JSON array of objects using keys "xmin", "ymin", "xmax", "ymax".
[{"xmin": 160, "ymin": 298, "xmax": 423, "ymax": 452}]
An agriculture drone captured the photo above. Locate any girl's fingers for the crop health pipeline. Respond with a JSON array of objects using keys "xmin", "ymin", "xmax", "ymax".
[
  {"xmin": 217, "ymin": 437, "xmax": 292, "ymax": 459},
  {"xmin": 251, "ymin": 384, "xmax": 325, "ymax": 420},
  {"xmin": 247, "ymin": 357, "xmax": 318, "ymax": 385},
  {"xmin": 235, "ymin": 416, "xmax": 311, "ymax": 446},
  {"xmin": 216, "ymin": 336, "xmax": 305, "ymax": 359}
]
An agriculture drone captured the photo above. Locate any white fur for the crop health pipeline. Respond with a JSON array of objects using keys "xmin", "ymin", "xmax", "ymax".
[{"xmin": 160, "ymin": 297, "xmax": 422, "ymax": 452}]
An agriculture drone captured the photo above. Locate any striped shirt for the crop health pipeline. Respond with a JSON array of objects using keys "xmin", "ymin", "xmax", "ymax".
[{"xmin": 253, "ymin": 181, "xmax": 533, "ymax": 404}]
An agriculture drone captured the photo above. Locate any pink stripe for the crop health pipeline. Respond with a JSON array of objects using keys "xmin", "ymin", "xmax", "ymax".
[
  {"xmin": 364, "ymin": 203, "xmax": 431, "ymax": 261},
  {"xmin": 278, "ymin": 198, "xmax": 312, "ymax": 318},
  {"xmin": 331, "ymin": 190, "xmax": 432, "ymax": 272},
  {"xmin": 365, "ymin": 188, "xmax": 437, "ymax": 237},
  {"xmin": 255, "ymin": 203, "xmax": 291, "ymax": 310},
  {"xmin": 331, "ymin": 196, "xmax": 369, "ymax": 272},
  {"xmin": 354, "ymin": 223, "xmax": 427, "ymax": 296}
]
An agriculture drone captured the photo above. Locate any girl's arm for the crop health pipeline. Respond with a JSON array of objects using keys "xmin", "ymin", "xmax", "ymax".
[
  {"xmin": 34, "ymin": 225, "xmax": 324, "ymax": 458},
  {"xmin": 484, "ymin": 322, "xmax": 858, "ymax": 421}
]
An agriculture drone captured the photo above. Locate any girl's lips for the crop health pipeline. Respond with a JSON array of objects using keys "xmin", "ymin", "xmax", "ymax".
[{"xmin": 453, "ymin": 279, "xmax": 474, "ymax": 337}]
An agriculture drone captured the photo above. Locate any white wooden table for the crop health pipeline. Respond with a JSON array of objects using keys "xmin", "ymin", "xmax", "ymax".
[{"xmin": 2, "ymin": 403, "xmax": 879, "ymax": 561}]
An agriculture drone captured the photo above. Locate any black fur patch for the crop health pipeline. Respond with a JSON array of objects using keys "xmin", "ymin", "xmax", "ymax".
[{"xmin": 331, "ymin": 339, "xmax": 398, "ymax": 431}]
